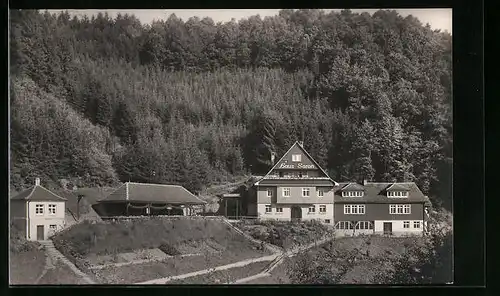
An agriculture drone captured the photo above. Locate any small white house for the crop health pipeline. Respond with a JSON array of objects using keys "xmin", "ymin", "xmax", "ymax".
[{"xmin": 10, "ymin": 178, "xmax": 67, "ymax": 241}]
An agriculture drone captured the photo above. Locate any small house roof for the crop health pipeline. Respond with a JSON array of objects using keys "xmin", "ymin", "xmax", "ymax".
[
  {"xmin": 98, "ymin": 182, "xmax": 206, "ymax": 205},
  {"xmin": 11, "ymin": 185, "xmax": 67, "ymax": 202}
]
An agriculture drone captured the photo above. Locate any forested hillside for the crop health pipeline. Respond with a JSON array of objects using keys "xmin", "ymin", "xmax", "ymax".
[{"xmin": 9, "ymin": 9, "xmax": 452, "ymax": 208}]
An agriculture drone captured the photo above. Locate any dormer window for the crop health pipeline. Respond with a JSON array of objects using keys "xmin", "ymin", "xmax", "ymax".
[
  {"xmin": 387, "ymin": 191, "xmax": 409, "ymax": 198},
  {"xmin": 342, "ymin": 191, "xmax": 364, "ymax": 197},
  {"xmin": 292, "ymin": 154, "xmax": 302, "ymax": 162}
]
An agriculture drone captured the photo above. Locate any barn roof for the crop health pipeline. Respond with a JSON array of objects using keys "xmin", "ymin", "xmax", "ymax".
[{"xmin": 98, "ymin": 182, "xmax": 206, "ymax": 205}]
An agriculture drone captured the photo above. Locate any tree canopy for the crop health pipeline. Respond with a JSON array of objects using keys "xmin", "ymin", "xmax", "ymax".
[{"xmin": 9, "ymin": 9, "xmax": 451, "ymax": 208}]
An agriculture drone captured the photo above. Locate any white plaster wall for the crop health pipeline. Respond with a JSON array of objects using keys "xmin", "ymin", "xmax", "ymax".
[
  {"xmin": 301, "ymin": 204, "xmax": 334, "ymax": 224},
  {"xmin": 27, "ymin": 201, "xmax": 66, "ymax": 241},
  {"xmin": 374, "ymin": 220, "xmax": 424, "ymax": 236},
  {"xmin": 257, "ymin": 203, "xmax": 333, "ymax": 224}
]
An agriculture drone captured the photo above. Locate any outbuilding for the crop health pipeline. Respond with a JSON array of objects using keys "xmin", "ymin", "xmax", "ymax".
[{"xmin": 93, "ymin": 182, "xmax": 206, "ymax": 218}]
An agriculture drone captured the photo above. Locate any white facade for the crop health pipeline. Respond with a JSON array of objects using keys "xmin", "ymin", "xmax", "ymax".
[
  {"xmin": 27, "ymin": 201, "xmax": 66, "ymax": 241},
  {"xmin": 257, "ymin": 203, "xmax": 334, "ymax": 224},
  {"xmin": 373, "ymin": 220, "xmax": 424, "ymax": 236}
]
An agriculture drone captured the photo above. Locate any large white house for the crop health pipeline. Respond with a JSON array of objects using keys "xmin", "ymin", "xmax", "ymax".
[
  {"xmin": 10, "ymin": 178, "xmax": 67, "ymax": 241},
  {"xmin": 253, "ymin": 141, "xmax": 338, "ymax": 224}
]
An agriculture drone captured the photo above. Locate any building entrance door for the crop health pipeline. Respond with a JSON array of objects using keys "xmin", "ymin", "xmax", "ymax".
[
  {"xmin": 383, "ymin": 222, "xmax": 393, "ymax": 235},
  {"xmin": 36, "ymin": 225, "xmax": 45, "ymax": 240},
  {"xmin": 291, "ymin": 206, "xmax": 302, "ymax": 221}
]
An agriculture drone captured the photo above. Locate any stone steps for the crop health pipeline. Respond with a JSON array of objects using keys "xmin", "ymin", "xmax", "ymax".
[{"xmin": 39, "ymin": 240, "xmax": 96, "ymax": 284}]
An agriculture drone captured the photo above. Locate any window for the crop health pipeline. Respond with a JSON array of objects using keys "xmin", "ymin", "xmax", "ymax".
[
  {"xmin": 403, "ymin": 221, "xmax": 410, "ymax": 228},
  {"xmin": 388, "ymin": 191, "xmax": 409, "ymax": 198},
  {"xmin": 35, "ymin": 204, "xmax": 44, "ymax": 215},
  {"xmin": 50, "ymin": 225, "xmax": 57, "ymax": 230},
  {"xmin": 302, "ymin": 188, "xmax": 310, "ymax": 197},
  {"xmin": 342, "ymin": 191, "xmax": 363, "ymax": 197},
  {"xmin": 325, "ymin": 219, "xmax": 331, "ymax": 224},
  {"xmin": 267, "ymin": 189, "xmax": 273, "ymax": 197},
  {"xmin": 319, "ymin": 205, "xmax": 326, "ymax": 213},
  {"xmin": 292, "ymin": 154, "xmax": 302, "ymax": 162},
  {"xmin": 336, "ymin": 221, "xmax": 353, "ymax": 230},
  {"xmin": 317, "ymin": 189, "xmax": 324, "ymax": 197},
  {"xmin": 279, "ymin": 172, "xmax": 284, "ymax": 177},
  {"xmin": 298, "ymin": 171, "xmax": 308, "ymax": 178},
  {"xmin": 308, "ymin": 206, "xmax": 315, "ymax": 213},
  {"xmin": 344, "ymin": 205, "xmax": 365, "ymax": 214},
  {"xmin": 276, "ymin": 207, "xmax": 283, "ymax": 213},
  {"xmin": 390, "ymin": 204, "xmax": 411, "ymax": 214},
  {"xmin": 48, "ymin": 204, "xmax": 56, "ymax": 215},
  {"xmin": 265, "ymin": 205, "xmax": 272, "ymax": 213},
  {"xmin": 413, "ymin": 221, "xmax": 421, "ymax": 228},
  {"xmin": 356, "ymin": 221, "xmax": 373, "ymax": 230},
  {"xmin": 283, "ymin": 188, "xmax": 290, "ymax": 197}
]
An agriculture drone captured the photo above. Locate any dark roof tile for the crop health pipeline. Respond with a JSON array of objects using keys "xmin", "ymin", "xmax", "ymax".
[
  {"xmin": 10, "ymin": 186, "xmax": 67, "ymax": 202},
  {"xmin": 334, "ymin": 182, "xmax": 429, "ymax": 204},
  {"xmin": 98, "ymin": 182, "xmax": 206, "ymax": 205}
]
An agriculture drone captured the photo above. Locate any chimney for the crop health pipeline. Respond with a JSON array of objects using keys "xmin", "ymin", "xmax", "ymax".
[
  {"xmin": 271, "ymin": 152, "xmax": 276, "ymax": 165},
  {"xmin": 363, "ymin": 179, "xmax": 368, "ymax": 185},
  {"xmin": 35, "ymin": 178, "xmax": 40, "ymax": 186}
]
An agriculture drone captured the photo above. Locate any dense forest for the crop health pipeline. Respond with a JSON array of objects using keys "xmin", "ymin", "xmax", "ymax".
[{"xmin": 9, "ymin": 9, "xmax": 452, "ymax": 209}]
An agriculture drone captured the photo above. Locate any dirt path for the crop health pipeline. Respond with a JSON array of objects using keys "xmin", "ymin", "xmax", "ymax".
[
  {"xmin": 34, "ymin": 248, "xmax": 56, "ymax": 284},
  {"xmin": 135, "ymin": 254, "xmax": 279, "ymax": 284}
]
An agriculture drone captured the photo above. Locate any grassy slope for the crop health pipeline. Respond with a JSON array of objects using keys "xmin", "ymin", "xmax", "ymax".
[
  {"xmin": 9, "ymin": 239, "xmax": 46, "ymax": 285},
  {"xmin": 234, "ymin": 220, "xmax": 335, "ymax": 250},
  {"xmin": 246, "ymin": 236, "xmax": 428, "ymax": 284},
  {"xmin": 52, "ymin": 217, "xmax": 271, "ymax": 284}
]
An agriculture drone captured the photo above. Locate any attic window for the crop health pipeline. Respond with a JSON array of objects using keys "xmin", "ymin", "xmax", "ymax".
[
  {"xmin": 387, "ymin": 191, "xmax": 409, "ymax": 198},
  {"xmin": 342, "ymin": 191, "xmax": 364, "ymax": 197},
  {"xmin": 292, "ymin": 154, "xmax": 302, "ymax": 162}
]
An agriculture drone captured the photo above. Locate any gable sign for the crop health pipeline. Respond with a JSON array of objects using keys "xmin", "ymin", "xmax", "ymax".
[{"xmin": 278, "ymin": 160, "xmax": 316, "ymax": 169}]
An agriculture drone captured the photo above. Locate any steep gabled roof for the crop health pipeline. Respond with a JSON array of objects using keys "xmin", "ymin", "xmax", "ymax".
[
  {"xmin": 98, "ymin": 182, "xmax": 206, "ymax": 205},
  {"xmin": 341, "ymin": 183, "xmax": 365, "ymax": 191},
  {"xmin": 11, "ymin": 185, "xmax": 67, "ymax": 202},
  {"xmin": 334, "ymin": 182, "xmax": 429, "ymax": 204},
  {"xmin": 386, "ymin": 183, "xmax": 411, "ymax": 191},
  {"xmin": 254, "ymin": 141, "xmax": 338, "ymax": 186}
]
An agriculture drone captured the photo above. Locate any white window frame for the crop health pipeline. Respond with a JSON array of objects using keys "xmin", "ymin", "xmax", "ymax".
[
  {"xmin": 317, "ymin": 189, "xmax": 324, "ymax": 197},
  {"xmin": 389, "ymin": 204, "xmax": 411, "ymax": 215},
  {"xmin": 48, "ymin": 204, "xmax": 57, "ymax": 215},
  {"xmin": 413, "ymin": 221, "xmax": 421, "ymax": 228},
  {"xmin": 35, "ymin": 204, "xmax": 44, "ymax": 215},
  {"xmin": 292, "ymin": 154, "xmax": 302, "ymax": 162},
  {"xmin": 336, "ymin": 221, "xmax": 353, "ymax": 230},
  {"xmin": 276, "ymin": 207, "xmax": 283, "ymax": 214},
  {"xmin": 403, "ymin": 221, "xmax": 410, "ymax": 229},
  {"xmin": 388, "ymin": 191, "xmax": 409, "ymax": 198},
  {"xmin": 308, "ymin": 205, "xmax": 315, "ymax": 213},
  {"xmin": 319, "ymin": 205, "xmax": 326, "ymax": 213},
  {"xmin": 302, "ymin": 188, "xmax": 310, "ymax": 197},
  {"xmin": 49, "ymin": 224, "xmax": 57, "ymax": 230},
  {"xmin": 283, "ymin": 188, "xmax": 290, "ymax": 197},
  {"xmin": 265, "ymin": 205, "xmax": 272, "ymax": 213},
  {"xmin": 267, "ymin": 189, "xmax": 273, "ymax": 197},
  {"xmin": 356, "ymin": 221, "xmax": 373, "ymax": 230},
  {"xmin": 344, "ymin": 204, "xmax": 365, "ymax": 215},
  {"xmin": 342, "ymin": 191, "xmax": 363, "ymax": 197}
]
